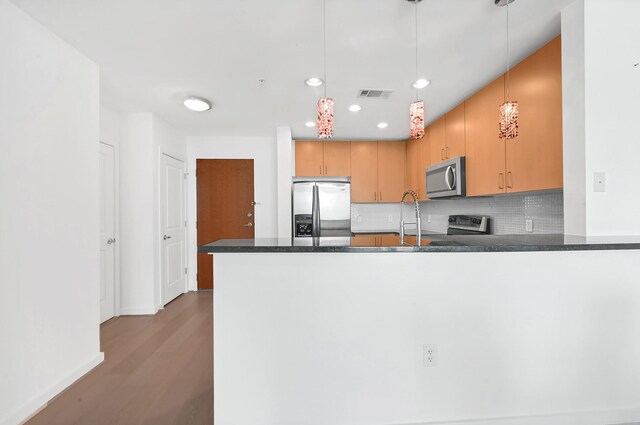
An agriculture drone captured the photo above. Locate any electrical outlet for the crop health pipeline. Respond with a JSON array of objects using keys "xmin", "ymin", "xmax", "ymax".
[
  {"xmin": 525, "ymin": 219, "xmax": 533, "ymax": 233},
  {"xmin": 357, "ymin": 215, "xmax": 362, "ymax": 223},
  {"xmin": 427, "ymin": 214, "xmax": 431, "ymax": 223},
  {"xmin": 387, "ymin": 215, "xmax": 393, "ymax": 223},
  {"xmin": 423, "ymin": 344, "xmax": 438, "ymax": 367}
]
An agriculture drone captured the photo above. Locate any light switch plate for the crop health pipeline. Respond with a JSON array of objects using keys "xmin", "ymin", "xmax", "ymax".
[
  {"xmin": 525, "ymin": 219, "xmax": 533, "ymax": 233},
  {"xmin": 593, "ymin": 172, "xmax": 606, "ymax": 192}
]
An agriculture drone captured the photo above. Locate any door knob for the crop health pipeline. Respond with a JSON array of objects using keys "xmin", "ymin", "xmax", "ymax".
[
  {"xmin": 243, "ymin": 223, "xmax": 253, "ymax": 227},
  {"xmin": 163, "ymin": 235, "xmax": 172, "ymax": 240},
  {"xmin": 247, "ymin": 212, "xmax": 253, "ymax": 217},
  {"xmin": 107, "ymin": 238, "xmax": 115, "ymax": 245}
]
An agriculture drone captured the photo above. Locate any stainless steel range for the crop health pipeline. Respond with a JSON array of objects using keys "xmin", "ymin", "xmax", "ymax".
[{"xmin": 446, "ymin": 215, "xmax": 490, "ymax": 235}]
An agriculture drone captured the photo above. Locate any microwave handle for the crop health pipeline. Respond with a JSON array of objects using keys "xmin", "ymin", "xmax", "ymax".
[{"xmin": 445, "ymin": 166, "xmax": 456, "ymax": 190}]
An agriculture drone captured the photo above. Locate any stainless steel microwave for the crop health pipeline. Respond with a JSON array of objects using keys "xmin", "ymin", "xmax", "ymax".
[{"xmin": 425, "ymin": 156, "xmax": 466, "ymax": 199}]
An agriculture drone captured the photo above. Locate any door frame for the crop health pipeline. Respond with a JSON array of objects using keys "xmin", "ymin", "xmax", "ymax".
[
  {"xmin": 158, "ymin": 151, "xmax": 188, "ymax": 308},
  {"xmin": 99, "ymin": 141, "xmax": 121, "ymax": 318}
]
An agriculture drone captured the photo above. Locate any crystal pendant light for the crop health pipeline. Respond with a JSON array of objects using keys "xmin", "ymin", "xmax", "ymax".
[
  {"xmin": 498, "ymin": 0, "xmax": 518, "ymax": 140},
  {"xmin": 409, "ymin": 0, "xmax": 425, "ymax": 140},
  {"xmin": 316, "ymin": 0, "xmax": 333, "ymax": 138}
]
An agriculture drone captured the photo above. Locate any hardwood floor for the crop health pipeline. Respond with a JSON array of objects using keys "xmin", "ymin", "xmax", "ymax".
[{"xmin": 27, "ymin": 291, "xmax": 213, "ymax": 425}]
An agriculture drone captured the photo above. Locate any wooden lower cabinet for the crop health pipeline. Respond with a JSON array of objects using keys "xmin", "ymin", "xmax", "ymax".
[
  {"xmin": 351, "ymin": 234, "xmax": 378, "ymax": 246},
  {"xmin": 377, "ymin": 141, "xmax": 406, "ymax": 202},
  {"xmin": 465, "ymin": 75, "xmax": 507, "ymax": 197},
  {"xmin": 350, "ymin": 142, "xmax": 378, "ymax": 202},
  {"xmin": 506, "ymin": 36, "xmax": 563, "ymax": 193}
]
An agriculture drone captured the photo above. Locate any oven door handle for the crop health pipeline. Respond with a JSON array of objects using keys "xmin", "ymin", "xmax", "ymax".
[{"xmin": 445, "ymin": 166, "xmax": 456, "ymax": 190}]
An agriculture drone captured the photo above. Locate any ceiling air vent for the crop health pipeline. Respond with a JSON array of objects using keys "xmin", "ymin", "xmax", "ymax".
[{"xmin": 357, "ymin": 89, "xmax": 394, "ymax": 99}]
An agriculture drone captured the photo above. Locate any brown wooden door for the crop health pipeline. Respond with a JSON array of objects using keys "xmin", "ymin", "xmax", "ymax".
[
  {"xmin": 465, "ymin": 75, "xmax": 507, "ymax": 197},
  {"xmin": 506, "ymin": 36, "xmax": 563, "ymax": 193},
  {"xmin": 405, "ymin": 138, "xmax": 419, "ymax": 194},
  {"xmin": 323, "ymin": 141, "xmax": 351, "ymax": 176},
  {"xmin": 445, "ymin": 103, "xmax": 466, "ymax": 159},
  {"xmin": 377, "ymin": 141, "xmax": 406, "ymax": 202},
  {"xmin": 350, "ymin": 142, "xmax": 378, "ymax": 202},
  {"xmin": 295, "ymin": 140, "xmax": 324, "ymax": 176},
  {"xmin": 417, "ymin": 127, "xmax": 431, "ymax": 201},
  {"xmin": 196, "ymin": 159, "xmax": 254, "ymax": 289},
  {"xmin": 430, "ymin": 117, "xmax": 446, "ymax": 165}
]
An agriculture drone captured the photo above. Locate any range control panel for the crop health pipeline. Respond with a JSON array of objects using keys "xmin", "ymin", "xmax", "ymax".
[
  {"xmin": 294, "ymin": 214, "xmax": 313, "ymax": 237},
  {"xmin": 447, "ymin": 215, "xmax": 490, "ymax": 235}
]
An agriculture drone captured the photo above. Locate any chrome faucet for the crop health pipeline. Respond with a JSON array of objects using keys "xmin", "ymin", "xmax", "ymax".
[{"xmin": 400, "ymin": 190, "xmax": 421, "ymax": 246}]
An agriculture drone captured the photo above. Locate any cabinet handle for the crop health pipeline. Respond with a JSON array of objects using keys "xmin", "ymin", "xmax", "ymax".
[
  {"xmin": 507, "ymin": 172, "xmax": 513, "ymax": 188},
  {"xmin": 324, "ymin": 165, "xmax": 327, "ymax": 175},
  {"xmin": 319, "ymin": 165, "xmax": 322, "ymax": 175},
  {"xmin": 380, "ymin": 192, "xmax": 382, "ymax": 201},
  {"xmin": 499, "ymin": 173, "xmax": 504, "ymax": 189},
  {"xmin": 374, "ymin": 192, "xmax": 377, "ymax": 201},
  {"xmin": 446, "ymin": 147, "xmax": 449, "ymax": 158},
  {"xmin": 441, "ymin": 149, "xmax": 445, "ymax": 160}
]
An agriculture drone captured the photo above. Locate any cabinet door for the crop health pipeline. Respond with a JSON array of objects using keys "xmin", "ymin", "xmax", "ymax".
[
  {"xmin": 379, "ymin": 234, "xmax": 400, "ymax": 246},
  {"xmin": 350, "ymin": 142, "xmax": 378, "ymax": 202},
  {"xmin": 295, "ymin": 140, "xmax": 324, "ymax": 176},
  {"xmin": 465, "ymin": 75, "xmax": 507, "ymax": 196},
  {"xmin": 323, "ymin": 141, "xmax": 351, "ymax": 176},
  {"xmin": 445, "ymin": 103, "xmax": 466, "ymax": 159},
  {"xmin": 429, "ymin": 117, "xmax": 446, "ymax": 165},
  {"xmin": 405, "ymin": 138, "xmax": 419, "ymax": 194},
  {"xmin": 506, "ymin": 36, "xmax": 563, "ymax": 193},
  {"xmin": 377, "ymin": 141, "xmax": 406, "ymax": 202},
  {"xmin": 417, "ymin": 127, "xmax": 431, "ymax": 201},
  {"xmin": 351, "ymin": 234, "xmax": 377, "ymax": 247}
]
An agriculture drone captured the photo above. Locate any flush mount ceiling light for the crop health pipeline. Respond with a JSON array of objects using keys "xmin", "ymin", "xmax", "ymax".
[
  {"xmin": 184, "ymin": 97, "xmax": 212, "ymax": 112},
  {"xmin": 412, "ymin": 79, "xmax": 431, "ymax": 89},
  {"xmin": 498, "ymin": 0, "xmax": 519, "ymax": 140},
  {"xmin": 305, "ymin": 77, "xmax": 324, "ymax": 87},
  {"xmin": 408, "ymin": 0, "xmax": 425, "ymax": 139},
  {"xmin": 348, "ymin": 104, "xmax": 362, "ymax": 112},
  {"xmin": 305, "ymin": 121, "xmax": 316, "ymax": 127},
  {"xmin": 377, "ymin": 122, "xmax": 389, "ymax": 129}
]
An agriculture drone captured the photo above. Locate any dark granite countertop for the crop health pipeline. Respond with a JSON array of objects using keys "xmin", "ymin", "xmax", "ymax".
[{"xmin": 198, "ymin": 234, "xmax": 640, "ymax": 253}]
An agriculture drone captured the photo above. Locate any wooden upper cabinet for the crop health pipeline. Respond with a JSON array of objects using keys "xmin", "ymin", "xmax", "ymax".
[
  {"xmin": 350, "ymin": 142, "xmax": 378, "ymax": 202},
  {"xmin": 417, "ymin": 127, "xmax": 431, "ymax": 200},
  {"xmin": 323, "ymin": 141, "xmax": 351, "ymax": 176},
  {"xmin": 377, "ymin": 141, "xmax": 406, "ymax": 202},
  {"xmin": 430, "ymin": 116, "xmax": 446, "ymax": 165},
  {"xmin": 506, "ymin": 36, "xmax": 563, "ymax": 193},
  {"xmin": 465, "ymin": 75, "xmax": 507, "ymax": 197},
  {"xmin": 445, "ymin": 103, "xmax": 466, "ymax": 159},
  {"xmin": 405, "ymin": 138, "xmax": 419, "ymax": 194},
  {"xmin": 295, "ymin": 140, "xmax": 324, "ymax": 176}
]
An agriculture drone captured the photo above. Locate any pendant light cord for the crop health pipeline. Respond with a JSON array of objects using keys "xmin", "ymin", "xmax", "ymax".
[
  {"xmin": 323, "ymin": 0, "xmax": 327, "ymax": 98},
  {"xmin": 505, "ymin": 0, "xmax": 510, "ymax": 102},
  {"xmin": 415, "ymin": 0, "xmax": 419, "ymax": 102}
]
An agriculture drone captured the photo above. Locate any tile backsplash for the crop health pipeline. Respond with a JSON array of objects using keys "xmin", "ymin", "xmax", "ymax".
[{"xmin": 351, "ymin": 190, "xmax": 564, "ymax": 235}]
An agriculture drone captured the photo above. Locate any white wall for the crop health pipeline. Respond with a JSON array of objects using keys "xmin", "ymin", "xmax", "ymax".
[
  {"xmin": 276, "ymin": 128, "xmax": 293, "ymax": 238},
  {"xmin": 215, "ymin": 250, "xmax": 640, "ymax": 425},
  {"xmin": 0, "ymin": 1, "xmax": 103, "ymax": 424},
  {"xmin": 186, "ymin": 136, "xmax": 278, "ymax": 290},
  {"xmin": 562, "ymin": 0, "xmax": 640, "ymax": 236},
  {"xmin": 118, "ymin": 113, "xmax": 186, "ymax": 313}
]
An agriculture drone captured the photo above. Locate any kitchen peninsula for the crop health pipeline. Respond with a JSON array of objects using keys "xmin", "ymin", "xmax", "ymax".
[{"xmin": 200, "ymin": 237, "xmax": 640, "ymax": 425}]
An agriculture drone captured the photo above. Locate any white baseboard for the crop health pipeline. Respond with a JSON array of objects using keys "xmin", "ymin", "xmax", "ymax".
[
  {"xmin": 398, "ymin": 407, "xmax": 640, "ymax": 425},
  {"xmin": 1, "ymin": 352, "xmax": 104, "ymax": 425},
  {"xmin": 119, "ymin": 305, "xmax": 159, "ymax": 315}
]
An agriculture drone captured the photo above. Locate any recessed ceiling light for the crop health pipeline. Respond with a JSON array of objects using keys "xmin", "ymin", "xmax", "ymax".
[
  {"xmin": 305, "ymin": 121, "xmax": 316, "ymax": 128},
  {"xmin": 377, "ymin": 122, "xmax": 389, "ymax": 129},
  {"xmin": 305, "ymin": 77, "xmax": 324, "ymax": 87},
  {"xmin": 184, "ymin": 96, "xmax": 212, "ymax": 112},
  {"xmin": 412, "ymin": 79, "xmax": 431, "ymax": 89},
  {"xmin": 348, "ymin": 104, "xmax": 362, "ymax": 112}
]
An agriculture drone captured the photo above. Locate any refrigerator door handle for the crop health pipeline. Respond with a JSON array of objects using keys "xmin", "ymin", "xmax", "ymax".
[{"xmin": 312, "ymin": 184, "xmax": 321, "ymax": 237}]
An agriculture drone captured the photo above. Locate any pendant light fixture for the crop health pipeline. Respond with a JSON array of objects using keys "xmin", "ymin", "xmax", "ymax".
[
  {"xmin": 409, "ymin": 0, "xmax": 425, "ymax": 140},
  {"xmin": 498, "ymin": 0, "xmax": 518, "ymax": 140},
  {"xmin": 316, "ymin": 0, "xmax": 333, "ymax": 138}
]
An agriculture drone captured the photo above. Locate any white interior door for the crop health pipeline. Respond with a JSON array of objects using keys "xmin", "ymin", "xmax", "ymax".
[
  {"xmin": 161, "ymin": 154, "xmax": 186, "ymax": 305},
  {"xmin": 99, "ymin": 143, "xmax": 116, "ymax": 323}
]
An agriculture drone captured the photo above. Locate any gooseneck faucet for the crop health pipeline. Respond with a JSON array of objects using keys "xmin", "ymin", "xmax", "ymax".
[{"xmin": 400, "ymin": 190, "xmax": 421, "ymax": 246}]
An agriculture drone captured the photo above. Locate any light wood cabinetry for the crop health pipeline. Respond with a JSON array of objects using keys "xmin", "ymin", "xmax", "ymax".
[
  {"xmin": 351, "ymin": 234, "xmax": 378, "ymax": 246},
  {"xmin": 295, "ymin": 140, "xmax": 351, "ymax": 177},
  {"xmin": 295, "ymin": 140, "xmax": 324, "ymax": 176},
  {"xmin": 417, "ymin": 127, "xmax": 431, "ymax": 200},
  {"xmin": 505, "ymin": 36, "xmax": 563, "ymax": 193},
  {"xmin": 465, "ymin": 75, "xmax": 507, "ymax": 196},
  {"xmin": 405, "ymin": 138, "xmax": 419, "ymax": 195},
  {"xmin": 377, "ymin": 141, "xmax": 406, "ymax": 202},
  {"xmin": 350, "ymin": 142, "xmax": 378, "ymax": 202},
  {"xmin": 445, "ymin": 103, "xmax": 466, "ymax": 159},
  {"xmin": 430, "ymin": 116, "xmax": 447, "ymax": 165}
]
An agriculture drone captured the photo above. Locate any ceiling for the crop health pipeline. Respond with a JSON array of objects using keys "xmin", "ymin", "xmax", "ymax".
[{"xmin": 10, "ymin": 0, "xmax": 573, "ymax": 140}]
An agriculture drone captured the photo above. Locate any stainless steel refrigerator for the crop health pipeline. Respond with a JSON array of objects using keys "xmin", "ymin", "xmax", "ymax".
[{"xmin": 292, "ymin": 176, "xmax": 351, "ymax": 237}]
